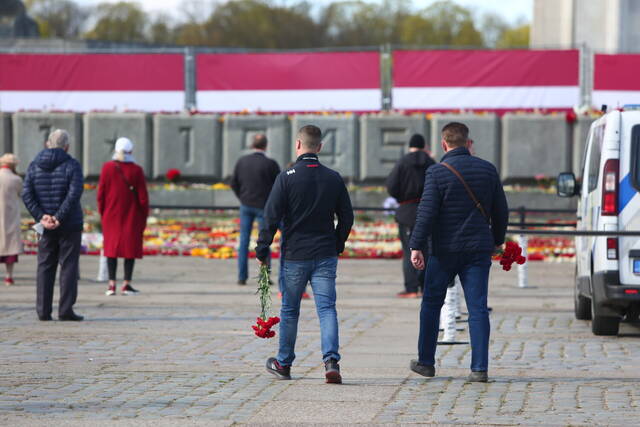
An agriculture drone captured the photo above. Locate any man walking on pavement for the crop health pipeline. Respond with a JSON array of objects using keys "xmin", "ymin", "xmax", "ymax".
[
  {"xmin": 256, "ymin": 125, "xmax": 354, "ymax": 384},
  {"xmin": 386, "ymin": 133, "xmax": 435, "ymax": 298},
  {"xmin": 408, "ymin": 122, "xmax": 508, "ymax": 382},
  {"xmin": 22, "ymin": 129, "xmax": 85, "ymax": 322},
  {"xmin": 231, "ymin": 134, "xmax": 280, "ymax": 285}
]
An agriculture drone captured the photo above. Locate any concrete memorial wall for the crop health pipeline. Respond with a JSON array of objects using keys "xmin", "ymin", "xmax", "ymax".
[
  {"xmin": 83, "ymin": 112, "xmax": 152, "ymax": 178},
  {"xmin": 0, "ymin": 113, "xmax": 10, "ymax": 155},
  {"xmin": 153, "ymin": 114, "xmax": 221, "ymax": 180},
  {"xmin": 12, "ymin": 112, "xmax": 82, "ymax": 173},
  {"xmin": 290, "ymin": 115, "xmax": 358, "ymax": 178},
  {"xmin": 359, "ymin": 114, "xmax": 429, "ymax": 180},
  {"xmin": 221, "ymin": 115, "xmax": 289, "ymax": 178},
  {"xmin": 430, "ymin": 114, "xmax": 501, "ymax": 168},
  {"xmin": 0, "ymin": 111, "xmax": 597, "ymax": 185},
  {"xmin": 501, "ymin": 114, "xmax": 571, "ymax": 180}
]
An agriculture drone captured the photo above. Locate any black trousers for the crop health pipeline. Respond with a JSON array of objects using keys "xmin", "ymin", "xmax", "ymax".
[
  {"xmin": 398, "ymin": 223, "xmax": 425, "ymax": 293},
  {"xmin": 36, "ymin": 230, "xmax": 81, "ymax": 318},
  {"xmin": 107, "ymin": 258, "xmax": 135, "ymax": 281}
]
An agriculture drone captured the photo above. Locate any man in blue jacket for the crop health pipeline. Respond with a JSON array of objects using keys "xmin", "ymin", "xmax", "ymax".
[
  {"xmin": 409, "ymin": 122, "xmax": 508, "ymax": 382},
  {"xmin": 256, "ymin": 125, "xmax": 353, "ymax": 384},
  {"xmin": 22, "ymin": 129, "xmax": 84, "ymax": 322}
]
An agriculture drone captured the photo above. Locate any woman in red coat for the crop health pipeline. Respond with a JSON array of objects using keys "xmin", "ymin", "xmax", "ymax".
[{"xmin": 98, "ymin": 137, "xmax": 149, "ymax": 296}]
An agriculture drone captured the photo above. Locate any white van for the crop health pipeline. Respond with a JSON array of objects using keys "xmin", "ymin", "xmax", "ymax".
[{"xmin": 558, "ymin": 107, "xmax": 640, "ymax": 335}]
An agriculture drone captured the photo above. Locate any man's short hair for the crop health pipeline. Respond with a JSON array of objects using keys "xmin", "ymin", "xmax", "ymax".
[
  {"xmin": 297, "ymin": 125, "xmax": 322, "ymax": 150},
  {"xmin": 441, "ymin": 122, "xmax": 469, "ymax": 147},
  {"xmin": 252, "ymin": 134, "xmax": 268, "ymax": 150},
  {"xmin": 46, "ymin": 129, "xmax": 70, "ymax": 149}
]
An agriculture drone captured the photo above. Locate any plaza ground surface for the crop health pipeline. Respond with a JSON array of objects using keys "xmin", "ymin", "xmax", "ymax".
[{"xmin": 1, "ymin": 256, "xmax": 639, "ymax": 426}]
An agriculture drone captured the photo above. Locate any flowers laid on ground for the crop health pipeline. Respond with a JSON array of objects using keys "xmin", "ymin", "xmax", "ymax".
[
  {"xmin": 166, "ymin": 168, "xmax": 182, "ymax": 182},
  {"xmin": 498, "ymin": 241, "xmax": 527, "ymax": 271},
  {"xmin": 19, "ymin": 208, "xmax": 576, "ymax": 262},
  {"xmin": 252, "ymin": 264, "xmax": 280, "ymax": 339}
]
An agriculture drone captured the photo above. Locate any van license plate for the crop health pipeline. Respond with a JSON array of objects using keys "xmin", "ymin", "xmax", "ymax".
[{"xmin": 634, "ymin": 260, "xmax": 640, "ymax": 274}]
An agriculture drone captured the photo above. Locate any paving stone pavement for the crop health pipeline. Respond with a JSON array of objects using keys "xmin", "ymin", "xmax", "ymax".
[{"xmin": 1, "ymin": 256, "xmax": 639, "ymax": 426}]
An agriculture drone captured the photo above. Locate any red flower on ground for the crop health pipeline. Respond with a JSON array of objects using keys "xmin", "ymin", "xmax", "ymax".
[{"xmin": 166, "ymin": 168, "xmax": 181, "ymax": 182}]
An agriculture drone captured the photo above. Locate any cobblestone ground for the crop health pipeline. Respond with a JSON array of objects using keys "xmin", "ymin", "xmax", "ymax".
[{"xmin": 1, "ymin": 256, "xmax": 639, "ymax": 426}]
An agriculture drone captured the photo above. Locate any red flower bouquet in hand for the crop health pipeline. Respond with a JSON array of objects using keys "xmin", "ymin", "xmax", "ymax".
[
  {"xmin": 252, "ymin": 264, "xmax": 279, "ymax": 339},
  {"xmin": 499, "ymin": 241, "xmax": 527, "ymax": 271},
  {"xmin": 166, "ymin": 168, "xmax": 181, "ymax": 182}
]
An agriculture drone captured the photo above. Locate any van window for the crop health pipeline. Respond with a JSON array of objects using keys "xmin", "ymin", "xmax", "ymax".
[
  {"xmin": 631, "ymin": 125, "xmax": 640, "ymax": 190},
  {"xmin": 588, "ymin": 125, "xmax": 604, "ymax": 192}
]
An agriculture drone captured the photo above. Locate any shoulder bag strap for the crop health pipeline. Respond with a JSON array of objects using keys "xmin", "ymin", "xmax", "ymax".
[
  {"xmin": 441, "ymin": 162, "xmax": 490, "ymax": 223},
  {"xmin": 114, "ymin": 162, "xmax": 140, "ymax": 206}
]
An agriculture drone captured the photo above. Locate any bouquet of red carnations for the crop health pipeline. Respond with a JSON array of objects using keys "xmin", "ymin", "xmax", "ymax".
[
  {"xmin": 252, "ymin": 264, "xmax": 280, "ymax": 339},
  {"xmin": 499, "ymin": 241, "xmax": 527, "ymax": 271}
]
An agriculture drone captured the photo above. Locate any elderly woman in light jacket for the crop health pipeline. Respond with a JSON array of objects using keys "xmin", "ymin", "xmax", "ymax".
[{"xmin": 0, "ymin": 154, "xmax": 23, "ymax": 285}]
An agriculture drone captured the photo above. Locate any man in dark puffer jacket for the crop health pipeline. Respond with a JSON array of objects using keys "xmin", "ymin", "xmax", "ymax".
[
  {"xmin": 408, "ymin": 122, "xmax": 508, "ymax": 383},
  {"xmin": 22, "ymin": 129, "xmax": 84, "ymax": 322}
]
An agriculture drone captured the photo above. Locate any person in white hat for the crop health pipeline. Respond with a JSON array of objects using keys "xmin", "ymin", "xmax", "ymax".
[
  {"xmin": 97, "ymin": 137, "xmax": 149, "ymax": 296},
  {"xmin": 0, "ymin": 153, "xmax": 22, "ymax": 286}
]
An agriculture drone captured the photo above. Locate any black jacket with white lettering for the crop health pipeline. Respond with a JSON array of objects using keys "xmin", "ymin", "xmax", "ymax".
[{"xmin": 256, "ymin": 153, "xmax": 354, "ymax": 261}]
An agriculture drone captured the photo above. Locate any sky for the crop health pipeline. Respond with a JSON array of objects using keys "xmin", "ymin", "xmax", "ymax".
[{"xmin": 75, "ymin": 0, "xmax": 533, "ymax": 25}]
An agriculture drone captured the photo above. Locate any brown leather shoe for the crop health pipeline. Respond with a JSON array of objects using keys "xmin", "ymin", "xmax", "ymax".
[{"xmin": 397, "ymin": 291, "xmax": 418, "ymax": 299}]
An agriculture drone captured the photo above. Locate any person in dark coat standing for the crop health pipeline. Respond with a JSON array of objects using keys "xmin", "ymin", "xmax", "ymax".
[
  {"xmin": 22, "ymin": 129, "xmax": 84, "ymax": 322},
  {"xmin": 257, "ymin": 125, "xmax": 353, "ymax": 384},
  {"xmin": 230, "ymin": 134, "xmax": 280, "ymax": 285},
  {"xmin": 408, "ymin": 122, "xmax": 508, "ymax": 383},
  {"xmin": 386, "ymin": 134, "xmax": 435, "ymax": 298},
  {"xmin": 98, "ymin": 137, "xmax": 149, "ymax": 296}
]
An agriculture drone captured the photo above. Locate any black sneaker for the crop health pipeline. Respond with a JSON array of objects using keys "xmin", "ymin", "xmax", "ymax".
[
  {"xmin": 237, "ymin": 279, "xmax": 246, "ymax": 285},
  {"xmin": 324, "ymin": 358, "xmax": 342, "ymax": 384},
  {"xmin": 467, "ymin": 371, "xmax": 488, "ymax": 383},
  {"xmin": 59, "ymin": 312, "xmax": 84, "ymax": 322},
  {"xmin": 122, "ymin": 284, "xmax": 140, "ymax": 295},
  {"xmin": 410, "ymin": 359, "xmax": 435, "ymax": 377},
  {"xmin": 265, "ymin": 357, "xmax": 291, "ymax": 380}
]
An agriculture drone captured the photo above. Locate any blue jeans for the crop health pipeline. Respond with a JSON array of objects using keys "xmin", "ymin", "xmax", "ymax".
[
  {"xmin": 238, "ymin": 205, "xmax": 269, "ymax": 282},
  {"xmin": 418, "ymin": 252, "xmax": 492, "ymax": 372},
  {"xmin": 277, "ymin": 257, "xmax": 340, "ymax": 366}
]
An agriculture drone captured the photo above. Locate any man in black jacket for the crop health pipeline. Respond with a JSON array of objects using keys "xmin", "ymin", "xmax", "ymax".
[
  {"xmin": 230, "ymin": 134, "xmax": 280, "ymax": 285},
  {"xmin": 256, "ymin": 125, "xmax": 353, "ymax": 384},
  {"xmin": 409, "ymin": 122, "xmax": 508, "ymax": 383},
  {"xmin": 386, "ymin": 134, "xmax": 435, "ymax": 298},
  {"xmin": 22, "ymin": 129, "xmax": 84, "ymax": 322}
]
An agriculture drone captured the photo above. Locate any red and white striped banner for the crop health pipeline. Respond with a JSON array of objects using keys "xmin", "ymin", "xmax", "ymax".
[
  {"xmin": 196, "ymin": 52, "xmax": 381, "ymax": 112},
  {"xmin": 392, "ymin": 50, "xmax": 580, "ymax": 111},
  {"xmin": 0, "ymin": 54, "xmax": 184, "ymax": 112},
  {"xmin": 593, "ymin": 54, "xmax": 640, "ymax": 109}
]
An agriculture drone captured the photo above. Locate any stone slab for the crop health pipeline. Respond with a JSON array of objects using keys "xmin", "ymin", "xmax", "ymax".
[
  {"xmin": 501, "ymin": 114, "xmax": 571, "ymax": 180},
  {"xmin": 290, "ymin": 115, "xmax": 358, "ymax": 178},
  {"xmin": 572, "ymin": 115, "xmax": 597, "ymax": 177},
  {"xmin": 430, "ymin": 113, "xmax": 501, "ymax": 168},
  {"xmin": 0, "ymin": 113, "xmax": 10, "ymax": 155},
  {"xmin": 11, "ymin": 112, "xmax": 82, "ymax": 173},
  {"xmin": 153, "ymin": 114, "xmax": 221, "ymax": 180},
  {"xmin": 221, "ymin": 115, "xmax": 289, "ymax": 178},
  {"xmin": 83, "ymin": 113, "xmax": 152, "ymax": 178},
  {"xmin": 359, "ymin": 114, "xmax": 428, "ymax": 181}
]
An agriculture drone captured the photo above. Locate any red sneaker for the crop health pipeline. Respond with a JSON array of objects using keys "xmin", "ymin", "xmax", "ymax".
[
  {"xmin": 4, "ymin": 277, "xmax": 14, "ymax": 286},
  {"xmin": 301, "ymin": 292, "xmax": 311, "ymax": 300}
]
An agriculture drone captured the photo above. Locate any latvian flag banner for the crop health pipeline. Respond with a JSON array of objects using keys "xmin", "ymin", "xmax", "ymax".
[
  {"xmin": 392, "ymin": 49, "xmax": 580, "ymax": 112},
  {"xmin": 196, "ymin": 51, "xmax": 381, "ymax": 113}
]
